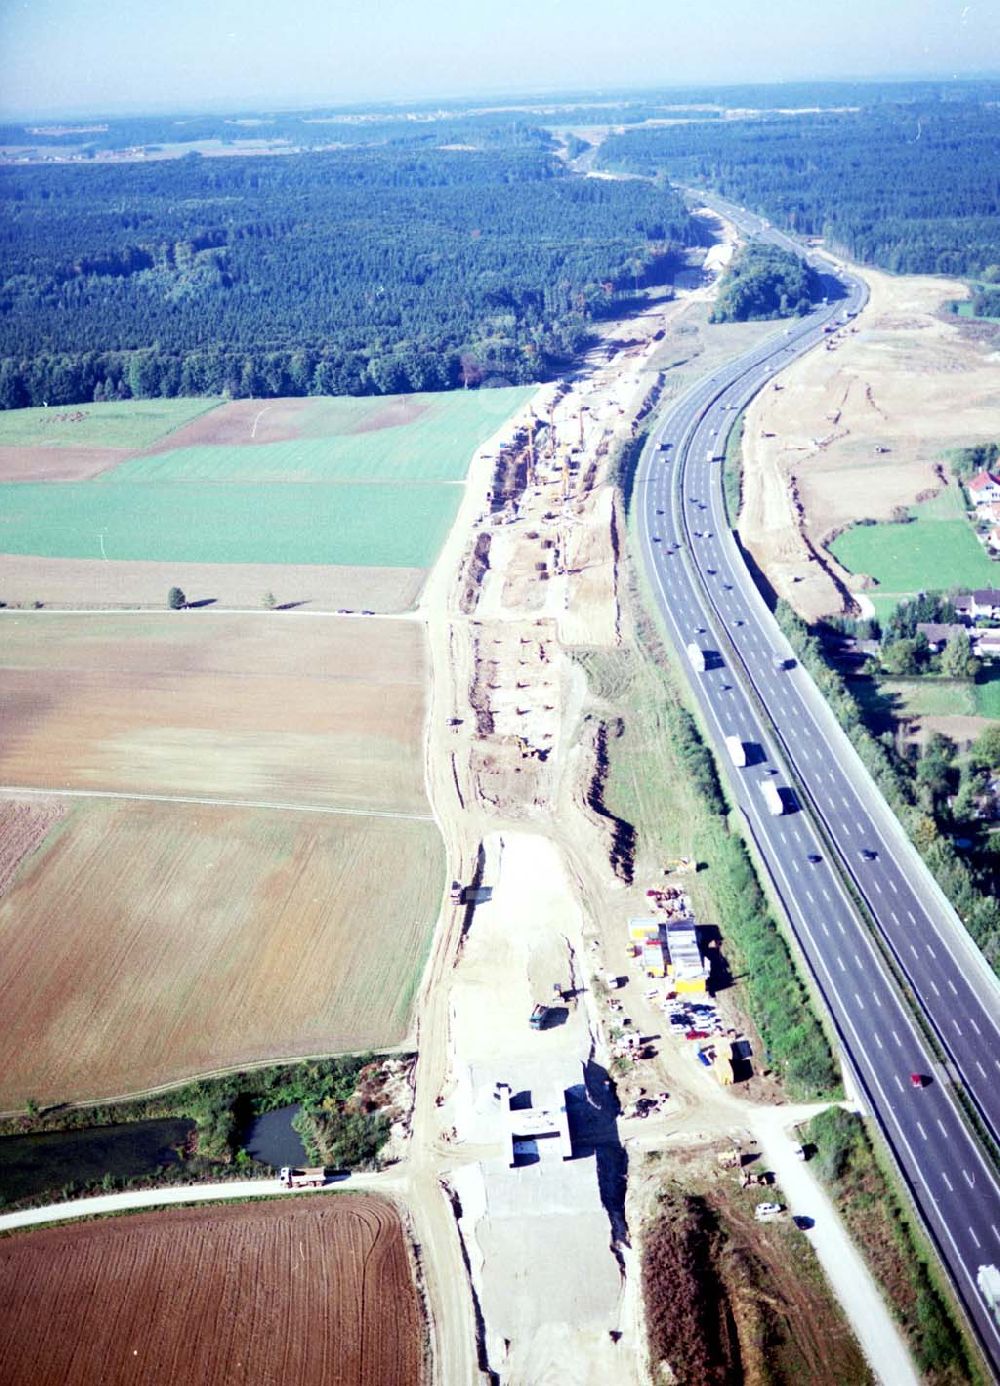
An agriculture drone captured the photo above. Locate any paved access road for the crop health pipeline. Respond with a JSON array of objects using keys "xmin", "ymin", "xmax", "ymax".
[{"xmin": 636, "ymin": 210, "xmax": 1000, "ymax": 1368}]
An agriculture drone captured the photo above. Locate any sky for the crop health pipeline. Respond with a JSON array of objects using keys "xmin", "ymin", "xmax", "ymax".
[{"xmin": 0, "ymin": 0, "xmax": 997, "ymax": 119}]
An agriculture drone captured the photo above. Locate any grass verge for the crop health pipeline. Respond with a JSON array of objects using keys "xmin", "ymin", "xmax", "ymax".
[
  {"xmin": 722, "ymin": 409, "xmax": 745, "ymax": 527},
  {"xmin": 805, "ymin": 1107, "xmax": 982, "ymax": 1385}
]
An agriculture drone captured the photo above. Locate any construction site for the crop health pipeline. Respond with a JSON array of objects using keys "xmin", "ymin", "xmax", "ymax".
[{"xmin": 407, "ymin": 227, "xmax": 904, "ymax": 1384}]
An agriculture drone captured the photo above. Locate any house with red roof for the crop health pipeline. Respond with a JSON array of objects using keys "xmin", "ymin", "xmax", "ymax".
[{"xmin": 967, "ymin": 471, "xmax": 1000, "ymax": 506}]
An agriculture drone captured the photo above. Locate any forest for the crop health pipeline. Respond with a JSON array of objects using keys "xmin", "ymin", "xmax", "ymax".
[
  {"xmin": 3, "ymin": 78, "xmax": 992, "ymax": 157},
  {"xmin": 710, "ymin": 242, "xmax": 817, "ymax": 322},
  {"xmin": 598, "ymin": 99, "xmax": 1000, "ymax": 277},
  {"xmin": 0, "ymin": 138, "xmax": 702, "ymax": 407}
]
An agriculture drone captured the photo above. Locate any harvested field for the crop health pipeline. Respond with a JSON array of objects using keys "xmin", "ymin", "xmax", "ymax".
[
  {"xmin": 0, "ymin": 553, "xmax": 423, "ymax": 613},
  {"xmin": 0, "ymin": 444, "xmax": 130, "ymax": 482},
  {"xmin": 0, "ymin": 1197, "xmax": 423, "ymax": 1386},
  {"xmin": 0, "ymin": 799, "xmax": 443, "ymax": 1106},
  {"xmin": 0, "ymin": 613, "xmax": 428, "ymax": 812},
  {"xmin": 0, "ymin": 798, "xmax": 65, "ymax": 898}
]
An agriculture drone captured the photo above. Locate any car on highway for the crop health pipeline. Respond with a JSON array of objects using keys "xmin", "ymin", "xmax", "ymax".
[
  {"xmin": 807, "ymin": 853, "xmax": 822, "ymax": 864},
  {"xmin": 910, "ymin": 1073, "xmax": 929, "ymax": 1089},
  {"xmin": 859, "ymin": 848, "xmax": 878, "ymax": 861}
]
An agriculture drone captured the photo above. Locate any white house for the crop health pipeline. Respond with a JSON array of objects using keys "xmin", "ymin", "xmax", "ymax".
[{"xmin": 967, "ymin": 471, "xmax": 1000, "ymax": 507}]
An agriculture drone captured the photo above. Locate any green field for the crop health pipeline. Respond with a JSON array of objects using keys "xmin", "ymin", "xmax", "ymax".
[
  {"xmin": 880, "ymin": 679, "xmax": 977, "ymax": 717},
  {"xmin": 0, "ymin": 481, "xmax": 458, "ymax": 567},
  {"xmin": 0, "ymin": 387, "xmax": 534, "ymax": 567},
  {"xmin": 955, "ymin": 300, "xmax": 1000, "ymax": 322},
  {"xmin": 831, "ymin": 506, "xmax": 999, "ymax": 613},
  {"xmin": 0, "ymin": 399, "xmax": 219, "ymax": 450},
  {"xmin": 974, "ymin": 670, "xmax": 1000, "ymax": 718}
]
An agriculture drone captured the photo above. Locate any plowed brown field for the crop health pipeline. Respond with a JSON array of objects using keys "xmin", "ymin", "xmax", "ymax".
[
  {"xmin": 0, "ymin": 613, "xmax": 427, "ymax": 812},
  {"xmin": 0, "ymin": 1197, "xmax": 424, "ymax": 1386},
  {"xmin": 0, "ymin": 798, "xmax": 65, "ymax": 897},
  {"xmin": 0, "ymin": 799, "xmax": 443, "ymax": 1106}
]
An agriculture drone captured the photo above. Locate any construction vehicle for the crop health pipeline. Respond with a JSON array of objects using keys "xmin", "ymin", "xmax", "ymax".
[
  {"xmin": 761, "ymin": 780, "xmax": 785, "ymax": 817},
  {"xmin": 529, "ymin": 1003, "xmax": 550, "ymax": 1030},
  {"xmin": 725, "ymin": 735, "xmax": 747, "ymax": 768},
  {"xmin": 977, "ymin": 1265, "xmax": 1000, "ymax": 1321},
  {"xmin": 686, "ymin": 643, "xmax": 707, "ymax": 672},
  {"xmin": 279, "ymin": 1166, "xmax": 327, "ymax": 1189}
]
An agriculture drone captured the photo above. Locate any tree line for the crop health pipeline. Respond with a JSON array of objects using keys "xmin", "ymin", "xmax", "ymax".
[
  {"xmin": 0, "ymin": 141, "xmax": 704, "ymax": 409},
  {"xmin": 598, "ymin": 100, "xmax": 1000, "ymax": 277}
]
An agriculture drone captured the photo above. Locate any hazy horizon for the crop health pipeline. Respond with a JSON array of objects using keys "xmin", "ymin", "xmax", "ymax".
[{"xmin": 2, "ymin": 0, "xmax": 998, "ymax": 121}]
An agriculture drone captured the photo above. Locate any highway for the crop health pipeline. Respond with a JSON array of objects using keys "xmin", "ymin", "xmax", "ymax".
[{"xmin": 635, "ymin": 210, "xmax": 1000, "ymax": 1367}]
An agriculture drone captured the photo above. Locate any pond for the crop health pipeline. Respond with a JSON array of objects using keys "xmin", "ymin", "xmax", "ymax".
[
  {"xmin": 0, "ymin": 1118, "xmax": 194, "ymax": 1205},
  {"xmin": 244, "ymin": 1104, "xmax": 307, "ymax": 1169}
]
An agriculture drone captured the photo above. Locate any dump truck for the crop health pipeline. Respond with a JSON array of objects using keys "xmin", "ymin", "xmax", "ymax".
[
  {"xmin": 529, "ymin": 1003, "xmax": 550, "ymax": 1030},
  {"xmin": 725, "ymin": 735, "xmax": 747, "ymax": 768},
  {"xmin": 279, "ymin": 1166, "xmax": 327, "ymax": 1189},
  {"xmin": 686, "ymin": 643, "xmax": 707, "ymax": 672},
  {"xmin": 760, "ymin": 780, "xmax": 785, "ymax": 816}
]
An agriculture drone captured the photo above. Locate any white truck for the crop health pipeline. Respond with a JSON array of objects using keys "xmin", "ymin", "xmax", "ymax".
[
  {"xmin": 760, "ymin": 780, "xmax": 785, "ymax": 816},
  {"xmin": 279, "ymin": 1166, "xmax": 327, "ymax": 1189},
  {"xmin": 686, "ymin": 643, "xmax": 708, "ymax": 672},
  {"xmin": 725, "ymin": 735, "xmax": 747, "ymax": 768},
  {"xmin": 977, "ymin": 1264, "xmax": 1000, "ymax": 1320}
]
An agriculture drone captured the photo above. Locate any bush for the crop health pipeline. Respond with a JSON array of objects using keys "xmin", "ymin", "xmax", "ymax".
[{"xmin": 167, "ymin": 586, "xmax": 186, "ymax": 609}]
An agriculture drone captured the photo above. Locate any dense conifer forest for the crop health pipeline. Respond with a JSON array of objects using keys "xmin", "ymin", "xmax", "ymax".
[
  {"xmin": 599, "ymin": 100, "xmax": 1000, "ymax": 276},
  {"xmin": 0, "ymin": 134, "xmax": 702, "ymax": 407}
]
